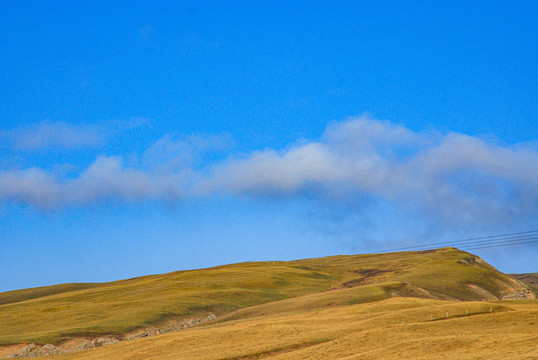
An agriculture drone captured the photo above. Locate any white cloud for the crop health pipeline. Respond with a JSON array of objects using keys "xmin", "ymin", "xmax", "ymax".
[
  {"xmin": 205, "ymin": 143, "xmax": 346, "ymax": 197},
  {"xmin": 0, "ymin": 115, "xmax": 537, "ymax": 232},
  {"xmin": 0, "ymin": 167, "xmax": 61, "ymax": 208},
  {"xmin": 0, "ymin": 132, "xmax": 230, "ymax": 208},
  {"xmin": 0, "ymin": 156, "xmax": 184, "ymax": 208},
  {"xmin": 205, "ymin": 116, "xmax": 538, "ymax": 230},
  {"xmin": 66, "ymin": 156, "xmax": 183, "ymax": 204}
]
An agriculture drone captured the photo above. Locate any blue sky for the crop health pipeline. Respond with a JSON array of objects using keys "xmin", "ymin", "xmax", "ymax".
[{"xmin": 1, "ymin": 1, "xmax": 537, "ymax": 292}]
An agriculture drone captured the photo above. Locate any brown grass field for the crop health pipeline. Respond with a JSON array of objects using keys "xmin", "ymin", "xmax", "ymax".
[
  {"xmin": 0, "ymin": 247, "xmax": 536, "ymax": 359},
  {"xmin": 47, "ymin": 297, "xmax": 538, "ymax": 359}
]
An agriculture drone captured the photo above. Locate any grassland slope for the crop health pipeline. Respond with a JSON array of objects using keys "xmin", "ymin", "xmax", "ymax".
[
  {"xmin": 0, "ymin": 283, "xmax": 101, "ymax": 306},
  {"xmin": 0, "ymin": 247, "xmax": 533, "ymax": 348},
  {"xmin": 48, "ymin": 297, "xmax": 538, "ymax": 360}
]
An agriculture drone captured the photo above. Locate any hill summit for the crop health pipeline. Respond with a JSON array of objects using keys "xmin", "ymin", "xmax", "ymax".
[{"xmin": 0, "ymin": 247, "xmax": 535, "ymax": 358}]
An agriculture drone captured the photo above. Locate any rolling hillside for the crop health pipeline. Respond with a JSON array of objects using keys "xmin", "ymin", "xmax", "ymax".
[
  {"xmin": 48, "ymin": 298, "xmax": 538, "ymax": 360},
  {"xmin": 510, "ymin": 273, "xmax": 538, "ymax": 288},
  {"xmin": 0, "ymin": 247, "xmax": 535, "ymax": 359}
]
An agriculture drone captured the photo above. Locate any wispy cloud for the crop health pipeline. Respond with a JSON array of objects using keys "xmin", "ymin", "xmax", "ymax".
[
  {"xmin": 4, "ymin": 121, "xmax": 105, "ymax": 151},
  {"xmin": 142, "ymin": 133, "xmax": 233, "ymax": 171},
  {"xmin": 1, "ymin": 116, "xmax": 537, "ymax": 233},
  {"xmin": 1, "ymin": 118, "xmax": 152, "ymax": 151}
]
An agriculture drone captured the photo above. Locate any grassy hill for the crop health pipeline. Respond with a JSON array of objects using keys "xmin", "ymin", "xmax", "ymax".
[
  {"xmin": 47, "ymin": 297, "xmax": 538, "ymax": 360},
  {"xmin": 0, "ymin": 283, "xmax": 101, "ymax": 306},
  {"xmin": 0, "ymin": 247, "xmax": 533, "ymax": 353}
]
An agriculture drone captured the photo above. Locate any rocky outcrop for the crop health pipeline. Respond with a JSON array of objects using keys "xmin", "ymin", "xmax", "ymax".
[
  {"xmin": 465, "ymin": 277, "xmax": 536, "ymax": 301},
  {"xmin": 3, "ymin": 313, "xmax": 217, "ymax": 358},
  {"xmin": 7, "ymin": 343, "xmax": 61, "ymax": 358},
  {"xmin": 501, "ymin": 288, "xmax": 535, "ymax": 300},
  {"xmin": 501, "ymin": 277, "xmax": 536, "ymax": 300},
  {"xmin": 124, "ymin": 313, "xmax": 217, "ymax": 340}
]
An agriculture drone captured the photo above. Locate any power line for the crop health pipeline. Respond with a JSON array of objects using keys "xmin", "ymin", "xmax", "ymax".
[
  {"xmin": 375, "ymin": 230, "xmax": 538, "ymax": 253},
  {"xmin": 457, "ymin": 234, "xmax": 538, "ymax": 248},
  {"xmin": 377, "ymin": 230, "xmax": 538, "ymax": 252},
  {"xmin": 450, "ymin": 234, "xmax": 538, "ymax": 247},
  {"xmin": 459, "ymin": 238, "xmax": 538, "ymax": 251}
]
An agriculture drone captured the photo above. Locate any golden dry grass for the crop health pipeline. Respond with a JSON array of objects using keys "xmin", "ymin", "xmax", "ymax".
[
  {"xmin": 0, "ymin": 248, "xmax": 532, "ymax": 345},
  {"xmin": 47, "ymin": 297, "xmax": 538, "ymax": 360}
]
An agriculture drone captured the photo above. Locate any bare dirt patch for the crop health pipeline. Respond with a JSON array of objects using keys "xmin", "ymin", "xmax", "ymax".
[
  {"xmin": 416, "ymin": 249, "xmax": 437, "ymax": 254},
  {"xmin": 341, "ymin": 269, "xmax": 393, "ymax": 288}
]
